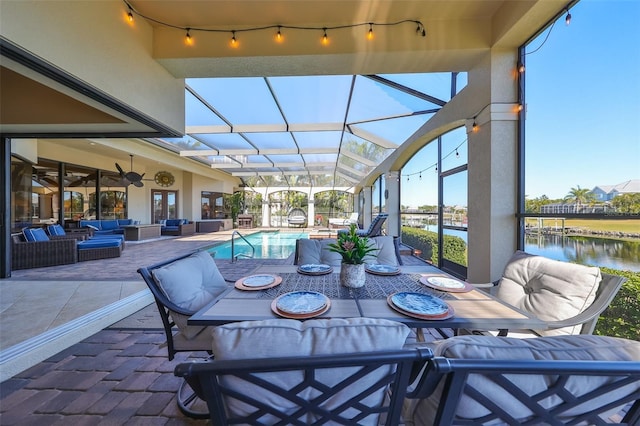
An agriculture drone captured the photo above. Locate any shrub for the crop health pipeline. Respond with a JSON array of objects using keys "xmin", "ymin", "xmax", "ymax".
[
  {"xmin": 594, "ymin": 267, "xmax": 639, "ymax": 341},
  {"xmin": 401, "ymin": 227, "xmax": 467, "ymax": 266}
]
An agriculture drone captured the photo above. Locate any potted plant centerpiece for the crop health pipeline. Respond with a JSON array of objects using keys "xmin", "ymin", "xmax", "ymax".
[{"xmin": 327, "ymin": 224, "xmax": 377, "ymax": 288}]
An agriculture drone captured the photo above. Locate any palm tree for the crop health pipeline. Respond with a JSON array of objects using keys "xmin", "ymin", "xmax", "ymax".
[{"xmin": 563, "ymin": 186, "xmax": 596, "ymax": 213}]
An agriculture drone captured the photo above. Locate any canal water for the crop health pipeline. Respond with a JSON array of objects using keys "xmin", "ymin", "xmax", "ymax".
[
  {"xmin": 424, "ymin": 225, "xmax": 639, "ymax": 272},
  {"xmin": 524, "ymin": 234, "xmax": 640, "ymax": 272}
]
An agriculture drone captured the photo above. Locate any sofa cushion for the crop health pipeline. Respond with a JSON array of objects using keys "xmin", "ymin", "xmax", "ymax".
[
  {"xmin": 405, "ymin": 335, "xmax": 640, "ymax": 425},
  {"xmin": 80, "ymin": 220, "xmax": 102, "ymax": 230},
  {"xmin": 152, "ymin": 251, "xmax": 228, "ymax": 339},
  {"xmin": 78, "ymin": 239, "xmax": 121, "ymax": 249},
  {"xmin": 117, "ymin": 219, "xmax": 133, "ymax": 226},
  {"xmin": 495, "ymin": 250, "xmax": 602, "ymax": 336},
  {"xmin": 100, "ymin": 220, "xmax": 119, "ymax": 230},
  {"xmin": 23, "ymin": 228, "xmax": 50, "ymax": 242},
  {"xmin": 166, "ymin": 219, "xmax": 183, "ymax": 226},
  {"xmin": 296, "ymin": 238, "xmax": 342, "ymax": 266},
  {"xmin": 212, "ymin": 318, "xmax": 411, "ymax": 424},
  {"xmin": 47, "ymin": 224, "xmax": 66, "ymax": 236}
]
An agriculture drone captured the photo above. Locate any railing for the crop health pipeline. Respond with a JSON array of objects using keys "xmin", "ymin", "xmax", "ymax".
[{"xmin": 231, "ymin": 230, "xmax": 255, "ymax": 263}]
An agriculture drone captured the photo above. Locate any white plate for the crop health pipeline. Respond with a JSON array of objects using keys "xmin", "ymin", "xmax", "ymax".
[
  {"xmin": 365, "ymin": 264, "xmax": 400, "ymax": 275},
  {"xmin": 242, "ymin": 274, "xmax": 276, "ymax": 288},
  {"xmin": 390, "ymin": 292, "xmax": 449, "ymax": 316},
  {"xmin": 297, "ymin": 264, "xmax": 333, "ymax": 275},
  {"xmin": 276, "ymin": 291, "xmax": 328, "ymax": 314},
  {"xmin": 426, "ymin": 276, "xmax": 466, "ymax": 289}
]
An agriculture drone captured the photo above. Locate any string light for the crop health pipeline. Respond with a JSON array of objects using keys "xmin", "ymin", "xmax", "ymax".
[
  {"xmin": 322, "ymin": 28, "xmax": 329, "ymax": 45},
  {"xmin": 455, "ymin": 149, "xmax": 459, "ymax": 158},
  {"xmin": 121, "ymin": 1, "xmax": 425, "ymax": 48},
  {"xmin": 565, "ymin": 8, "xmax": 572, "ymax": 26},
  {"xmin": 472, "ymin": 119, "xmax": 479, "ymax": 133},
  {"xmin": 185, "ymin": 28, "xmax": 193, "ymax": 45},
  {"xmin": 517, "ymin": 62, "xmax": 525, "ymax": 73}
]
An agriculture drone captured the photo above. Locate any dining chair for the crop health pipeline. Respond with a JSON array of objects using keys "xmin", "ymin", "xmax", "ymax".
[
  {"xmin": 174, "ymin": 317, "xmax": 432, "ymax": 425},
  {"xmin": 404, "ymin": 334, "xmax": 640, "ymax": 425},
  {"xmin": 138, "ymin": 250, "xmax": 232, "ymax": 419},
  {"xmin": 468, "ymin": 250, "xmax": 626, "ymax": 337}
]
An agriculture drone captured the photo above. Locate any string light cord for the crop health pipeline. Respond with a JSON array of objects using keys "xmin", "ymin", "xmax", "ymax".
[
  {"xmin": 123, "ymin": 0, "xmax": 425, "ymax": 39},
  {"xmin": 402, "ymin": 137, "xmax": 467, "ymax": 180}
]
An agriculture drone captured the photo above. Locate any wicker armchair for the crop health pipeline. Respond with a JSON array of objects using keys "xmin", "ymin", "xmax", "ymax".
[{"xmin": 11, "ymin": 234, "xmax": 78, "ymax": 270}]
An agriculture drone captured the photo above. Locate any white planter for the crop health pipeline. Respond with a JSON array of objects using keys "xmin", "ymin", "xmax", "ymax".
[{"xmin": 340, "ymin": 263, "xmax": 366, "ymax": 288}]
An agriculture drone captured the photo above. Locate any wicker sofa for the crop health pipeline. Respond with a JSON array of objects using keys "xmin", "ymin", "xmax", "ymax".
[
  {"xmin": 79, "ymin": 219, "xmax": 137, "ymax": 235},
  {"xmin": 160, "ymin": 219, "xmax": 196, "ymax": 236},
  {"xmin": 11, "ymin": 233, "xmax": 78, "ymax": 270}
]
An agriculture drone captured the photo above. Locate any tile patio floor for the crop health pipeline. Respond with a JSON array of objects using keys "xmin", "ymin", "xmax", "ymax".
[{"xmin": 0, "ymin": 228, "xmax": 436, "ymax": 424}]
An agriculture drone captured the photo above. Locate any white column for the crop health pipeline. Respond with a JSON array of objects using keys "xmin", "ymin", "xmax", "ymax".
[
  {"xmin": 467, "ymin": 49, "xmax": 519, "ymax": 282},
  {"xmin": 362, "ymin": 186, "xmax": 373, "ymax": 229},
  {"xmin": 385, "ymin": 171, "xmax": 401, "ymax": 237}
]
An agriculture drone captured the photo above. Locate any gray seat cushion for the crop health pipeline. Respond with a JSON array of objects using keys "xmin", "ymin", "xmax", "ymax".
[
  {"xmin": 495, "ymin": 250, "xmax": 602, "ymax": 336},
  {"xmin": 404, "ymin": 335, "xmax": 640, "ymax": 425},
  {"xmin": 212, "ymin": 318, "xmax": 411, "ymax": 425},
  {"xmin": 152, "ymin": 251, "xmax": 228, "ymax": 339}
]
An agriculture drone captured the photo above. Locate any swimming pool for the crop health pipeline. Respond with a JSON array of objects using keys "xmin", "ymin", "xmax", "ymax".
[{"xmin": 206, "ymin": 231, "xmax": 308, "ymax": 259}]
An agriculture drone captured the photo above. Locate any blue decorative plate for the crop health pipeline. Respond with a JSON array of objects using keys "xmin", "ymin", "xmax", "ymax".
[
  {"xmin": 390, "ymin": 292, "xmax": 450, "ymax": 316},
  {"xmin": 242, "ymin": 274, "xmax": 276, "ymax": 287},
  {"xmin": 365, "ymin": 264, "xmax": 400, "ymax": 275},
  {"xmin": 297, "ymin": 264, "xmax": 333, "ymax": 275},
  {"xmin": 276, "ymin": 291, "xmax": 328, "ymax": 314}
]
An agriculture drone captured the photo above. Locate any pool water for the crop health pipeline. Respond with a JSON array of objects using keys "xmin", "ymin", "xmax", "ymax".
[{"xmin": 206, "ymin": 231, "xmax": 308, "ymax": 259}]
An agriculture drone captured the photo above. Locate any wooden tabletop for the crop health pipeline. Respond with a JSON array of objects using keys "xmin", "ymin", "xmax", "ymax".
[{"xmin": 189, "ymin": 264, "xmax": 546, "ymax": 333}]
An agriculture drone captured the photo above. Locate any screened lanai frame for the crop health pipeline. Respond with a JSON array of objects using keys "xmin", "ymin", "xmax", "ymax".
[{"xmin": 149, "ymin": 72, "xmax": 467, "ymax": 189}]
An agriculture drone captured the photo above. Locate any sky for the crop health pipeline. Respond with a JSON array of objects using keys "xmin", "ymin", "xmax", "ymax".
[
  {"xmin": 400, "ymin": 0, "xmax": 640, "ymax": 208},
  {"xmin": 524, "ymin": 0, "xmax": 640, "ymax": 200}
]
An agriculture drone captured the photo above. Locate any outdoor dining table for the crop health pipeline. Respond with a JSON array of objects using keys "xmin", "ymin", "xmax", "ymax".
[{"xmin": 189, "ymin": 265, "xmax": 547, "ymax": 334}]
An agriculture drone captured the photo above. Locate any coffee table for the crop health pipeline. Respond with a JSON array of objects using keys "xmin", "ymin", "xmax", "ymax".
[{"xmin": 121, "ymin": 224, "xmax": 162, "ymax": 241}]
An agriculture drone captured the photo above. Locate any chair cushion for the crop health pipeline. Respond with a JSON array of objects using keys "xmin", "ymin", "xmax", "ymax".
[
  {"xmin": 23, "ymin": 228, "xmax": 50, "ymax": 242},
  {"xmin": 296, "ymin": 238, "xmax": 343, "ymax": 266},
  {"xmin": 405, "ymin": 335, "xmax": 640, "ymax": 425},
  {"xmin": 495, "ymin": 250, "xmax": 602, "ymax": 336},
  {"xmin": 100, "ymin": 220, "xmax": 119, "ymax": 230},
  {"xmin": 364, "ymin": 236, "xmax": 398, "ymax": 266},
  {"xmin": 212, "ymin": 318, "xmax": 411, "ymax": 424},
  {"xmin": 117, "ymin": 219, "xmax": 133, "ymax": 226},
  {"xmin": 152, "ymin": 251, "xmax": 228, "ymax": 339}
]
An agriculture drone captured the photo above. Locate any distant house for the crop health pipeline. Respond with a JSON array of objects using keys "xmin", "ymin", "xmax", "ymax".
[{"xmin": 592, "ymin": 179, "xmax": 640, "ymax": 201}]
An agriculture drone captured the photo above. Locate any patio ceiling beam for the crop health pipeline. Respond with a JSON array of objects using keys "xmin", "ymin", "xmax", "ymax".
[
  {"xmin": 364, "ymin": 75, "xmax": 447, "ymax": 107},
  {"xmin": 347, "ymin": 126, "xmax": 398, "ymax": 149},
  {"xmin": 181, "ymin": 147, "xmax": 338, "ymax": 156},
  {"xmin": 180, "ymin": 149, "xmax": 220, "ymax": 156},
  {"xmin": 335, "ymin": 170, "xmax": 360, "ymax": 184},
  {"xmin": 186, "ymin": 123, "xmax": 344, "ymax": 134},
  {"xmin": 336, "ymin": 163, "xmax": 367, "ymax": 177},
  {"xmin": 339, "ymin": 150, "xmax": 377, "ymax": 167}
]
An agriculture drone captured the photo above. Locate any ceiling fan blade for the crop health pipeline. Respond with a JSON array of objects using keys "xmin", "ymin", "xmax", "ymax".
[
  {"xmin": 125, "ymin": 171, "xmax": 143, "ymax": 182},
  {"xmin": 132, "ymin": 180, "xmax": 144, "ymax": 188},
  {"xmin": 115, "ymin": 162, "xmax": 127, "ymax": 179}
]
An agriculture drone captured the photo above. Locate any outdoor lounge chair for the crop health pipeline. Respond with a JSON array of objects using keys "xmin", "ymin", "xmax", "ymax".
[
  {"xmin": 328, "ymin": 212, "xmax": 359, "ymax": 228},
  {"xmin": 138, "ymin": 251, "xmax": 232, "ymax": 418},
  {"xmin": 337, "ymin": 213, "xmax": 388, "ymax": 237},
  {"xmin": 467, "ymin": 250, "xmax": 626, "ymax": 337},
  {"xmin": 174, "ymin": 318, "xmax": 432, "ymax": 425},
  {"xmin": 403, "ymin": 334, "xmax": 640, "ymax": 425},
  {"xmin": 287, "ymin": 207, "xmax": 307, "ymax": 227}
]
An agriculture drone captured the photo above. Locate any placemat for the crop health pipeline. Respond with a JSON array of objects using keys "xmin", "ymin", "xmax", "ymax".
[{"xmin": 257, "ymin": 273, "xmax": 454, "ymax": 300}]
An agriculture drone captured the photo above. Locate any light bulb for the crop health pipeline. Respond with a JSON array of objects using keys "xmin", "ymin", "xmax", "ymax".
[
  {"xmin": 518, "ymin": 62, "xmax": 525, "ymax": 73},
  {"xmin": 565, "ymin": 10, "xmax": 571, "ymax": 26},
  {"xmin": 367, "ymin": 24, "xmax": 374, "ymax": 40},
  {"xmin": 230, "ymin": 31, "xmax": 238, "ymax": 48},
  {"xmin": 275, "ymin": 26, "xmax": 283, "ymax": 43},
  {"xmin": 472, "ymin": 121, "xmax": 479, "ymax": 133},
  {"xmin": 322, "ymin": 29, "xmax": 329, "ymax": 45},
  {"xmin": 185, "ymin": 29, "xmax": 193, "ymax": 45},
  {"xmin": 127, "ymin": 6, "xmax": 134, "ymax": 22}
]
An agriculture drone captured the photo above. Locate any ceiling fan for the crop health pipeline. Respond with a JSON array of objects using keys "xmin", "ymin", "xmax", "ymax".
[{"xmin": 115, "ymin": 154, "xmax": 146, "ymax": 187}]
